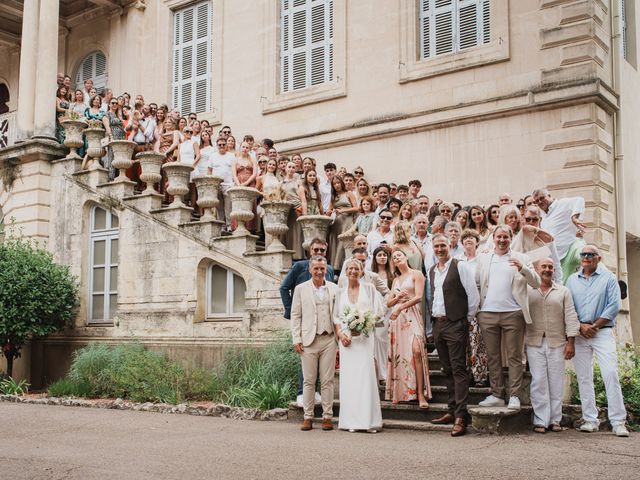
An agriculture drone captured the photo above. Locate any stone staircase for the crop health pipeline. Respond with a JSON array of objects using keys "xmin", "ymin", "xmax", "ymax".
[{"xmin": 286, "ymin": 352, "xmax": 589, "ymax": 434}]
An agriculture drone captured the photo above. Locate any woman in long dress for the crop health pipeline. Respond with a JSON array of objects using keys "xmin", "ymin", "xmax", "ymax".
[
  {"xmin": 327, "ymin": 176, "xmax": 358, "ymax": 270},
  {"xmin": 102, "ymin": 99, "xmax": 126, "ymax": 181},
  {"xmin": 282, "ymin": 161, "xmax": 305, "ymax": 260},
  {"xmin": 371, "ymin": 246, "xmax": 394, "ymax": 384},
  {"xmin": 334, "ymin": 258, "xmax": 384, "ymax": 433},
  {"xmin": 231, "ymin": 141, "xmax": 259, "ymax": 232},
  {"xmin": 176, "ymin": 126, "xmax": 200, "ymax": 212},
  {"xmin": 386, "ymin": 248, "xmax": 431, "ymax": 408},
  {"xmin": 297, "ymin": 169, "xmax": 323, "ymax": 216},
  {"xmin": 55, "ymin": 86, "xmax": 69, "ymax": 144}
]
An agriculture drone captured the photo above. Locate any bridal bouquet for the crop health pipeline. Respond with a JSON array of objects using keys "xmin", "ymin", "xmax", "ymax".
[{"xmin": 339, "ymin": 305, "xmax": 377, "ymax": 337}]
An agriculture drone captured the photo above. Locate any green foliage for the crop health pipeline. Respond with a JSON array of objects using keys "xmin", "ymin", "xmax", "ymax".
[
  {"xmin": 569, "ymin": 345, "xmax": 640, "ymax": 425},
  {"xmin": 47, "ymin": 334, "xmax": 299, "ymax": 410},
  {"xmin": 0, "ymin": 376, "xmax": 29, "ymax": 395},
  {"xmin": 0, "ymin": 236, "xmax": 79, "ymax": 376}
]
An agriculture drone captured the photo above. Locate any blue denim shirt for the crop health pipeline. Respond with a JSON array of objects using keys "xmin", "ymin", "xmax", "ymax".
[{"xmin": 565, "ymin": 264, "xmax": 620, "ymax": 327}]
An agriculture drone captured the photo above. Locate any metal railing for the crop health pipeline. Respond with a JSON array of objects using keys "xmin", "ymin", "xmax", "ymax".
[{"xmin": 0, "ymin": 111, "xmax": 17, "ymax": 149}]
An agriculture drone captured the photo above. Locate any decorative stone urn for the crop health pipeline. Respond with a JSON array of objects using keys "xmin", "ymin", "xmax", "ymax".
[
  {"xmin": 261, "ymin": 201, "xmax": 293, "ymax": 251},
  {"xmin": 61, "ymin": 119, "xmax": 88, "ymax": 159},
  {"xmin": 297, "ymin": 215, "xmax": 332, "ymax": 250},
  {"xmin": 193, "ymin": 175, "xmax": 224, "ymax": 221},
  {"xmin": 338, "ymin": 228, "xmax": 359, "ymax": 259},
  {"xmin": 84, "ymin": 127, "xmax": 106, "ymax": 170},
  {"xmin": 136, "ymin": 151, "xmax": 165, "ymax": 194},
  {"xmin": 162, "ymin": 161, "xmax": 194, "ymax": 207},
  {"xmin": 227, "ymin": 186, "xmax": 261, "ymax": 235},
  {"xmin": 109, "ymin": 139, "xmax": 136, "ymax": 182}
]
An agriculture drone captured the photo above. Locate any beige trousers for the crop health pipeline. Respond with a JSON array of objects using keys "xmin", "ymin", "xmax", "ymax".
[
  {"xmin": 478, "ymin": 310, "xmax": 525, "ymax": 399},
  {"xmin": 301, "ymin": 334, "xmax": 337, "ymax": 420}
]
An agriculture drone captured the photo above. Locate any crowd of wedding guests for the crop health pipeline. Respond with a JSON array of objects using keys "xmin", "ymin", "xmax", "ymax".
[{"xmin": 55, "ymin": 74, "xmax": 630, "ymax": 438}]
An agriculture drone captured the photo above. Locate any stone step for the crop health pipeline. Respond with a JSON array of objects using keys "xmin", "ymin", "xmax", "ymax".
[
  {"xmin": 376, "ymin": 383, "xmax": 490, "ymax": 405},
  {"xmin": 290, "ymin": 400, "xmax": 453, "ymax": 423},
  {"xmin": 382, "ymin": 419, "xmax": 452, "ymax": 432}
]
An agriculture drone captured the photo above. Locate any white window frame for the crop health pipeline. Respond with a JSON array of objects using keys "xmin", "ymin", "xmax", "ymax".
[
  {"xmin": 205, "ymin": 264, "xmax": 246, "ymax": 319},
  {"xmin": 88, "ymin": 206, "xmax": 118, "ymax": 324},
  {"xmin": 172, "ymin": 0, "xmax": 213, "ymax": 116},
  {"xmin": 399, "ymin": 0, "xmax": 509, "ymax": 83},
  {"xmin": 74, "ymin": 51, "xmax": 108, "ymax": 93},
  {"xmin": 261, "ymin": 0, "xmax": 346, "ymax": 114}
]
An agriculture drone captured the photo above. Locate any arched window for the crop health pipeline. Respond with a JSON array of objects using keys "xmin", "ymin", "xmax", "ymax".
[
  {"xmin": 75, "ymin": 51, "xmax": 108, "ymax": 93},
  {"xmin": 0, "ymin": 83, "xmax": 9, "ymax": 114},
  {"xmin": 206, "ymin": 264, "xmax": 246, "ymax": 318},
  {"xmin": 88, "ymin": 206, "xmax": 118, "ymax": 323}
]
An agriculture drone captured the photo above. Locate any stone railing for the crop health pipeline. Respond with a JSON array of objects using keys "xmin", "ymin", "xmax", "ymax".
[{"xmin": 0, "ymin": 111, "xmax": 17, "ymax": 149}]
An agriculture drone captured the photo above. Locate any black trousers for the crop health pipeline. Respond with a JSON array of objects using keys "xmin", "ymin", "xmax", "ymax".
[{"xmin": 433, "ymin": 318, "xmax": 470, "ymax": 419}]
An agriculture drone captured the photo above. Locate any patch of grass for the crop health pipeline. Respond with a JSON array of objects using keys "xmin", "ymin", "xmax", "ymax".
[
  {"xmin": 46, "ymin": 334, "xmax": 298, "ymax": 410},
  {"xmin": 0, "ymin": 376, "xmax": 29, "ymax": 395}
]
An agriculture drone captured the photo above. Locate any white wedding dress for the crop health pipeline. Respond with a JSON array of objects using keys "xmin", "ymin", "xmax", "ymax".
[{"xmin": 334, "ymin": 283, "xmax": 383, "ymax": 431}]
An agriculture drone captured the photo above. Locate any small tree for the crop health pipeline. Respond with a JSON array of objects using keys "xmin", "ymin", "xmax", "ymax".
[{"xmin": 0, "ymin": 236, "xmax": 78, "ymax": 377}]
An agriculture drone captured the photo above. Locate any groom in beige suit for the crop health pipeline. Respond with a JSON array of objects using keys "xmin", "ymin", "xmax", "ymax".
[{"xmin": 291, "ymin": 256, "xmax": 339, "ymax": 431}]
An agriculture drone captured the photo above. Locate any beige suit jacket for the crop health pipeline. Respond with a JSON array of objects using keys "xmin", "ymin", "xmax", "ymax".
[
  {"xmin": 475, "ymin": 250, "xmax": 541, "ymax": 324},
  {"xmin": 290, "ymin": 279, "xmax": 339, "ymax": 347}
]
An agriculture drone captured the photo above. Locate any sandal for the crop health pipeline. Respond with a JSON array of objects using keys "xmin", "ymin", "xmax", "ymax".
[
  {"xmin": 549, "ymin": 423, "xmax": 563, "ymax": 432},
  {"xmin": 533, "ymin": 425, "xmax": 546, "ymax": 434},
  {"xmin": 419, "ymin": 400, "xmax": 429, "ymax": 409}
]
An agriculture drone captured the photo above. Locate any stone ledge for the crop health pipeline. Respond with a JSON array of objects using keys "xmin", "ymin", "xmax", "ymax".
[{"xmin": 0, "ymin": 394, "xmax": 288, "ymax": 421}]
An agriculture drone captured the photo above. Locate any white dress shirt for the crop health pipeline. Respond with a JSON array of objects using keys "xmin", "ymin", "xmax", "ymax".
[
  {"xmin": 540, "ymin": 197, "xmax": 585, "ymax": 260},
  {"xmin": 432, "ymin": 258, "xmax": 480, "ymax": 320},
  {"xmin": 481, "ymin": 252, "xmax": 521, "ymax": 312}
]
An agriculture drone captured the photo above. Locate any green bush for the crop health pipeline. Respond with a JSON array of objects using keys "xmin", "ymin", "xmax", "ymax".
[
  {"xmin": 570, "ymin": 345, "xmax": 640, "ymax": 425},
  {"xmin": 47, "ymin": 334, "xmax": 299, "ymax": 410},
  {"xmin": 0, "ymin": 376, "xmax": 29, "ymax": 395}
]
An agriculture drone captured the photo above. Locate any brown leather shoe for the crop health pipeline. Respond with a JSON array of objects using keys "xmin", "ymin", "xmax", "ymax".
[
  {"xmin": 300, "ymin": 419, "xmax": 313, "ymax": 431},
  {"xmin": 322, "ymin": 418, "xmax": 334, "ymax": 431},
  {"xmin": 451, "ymin": 418, "xmax": 466, "ymax": 437},
  {"xmin": 431, "ymin": 413, "xmax": 455, "ymax": 425}
]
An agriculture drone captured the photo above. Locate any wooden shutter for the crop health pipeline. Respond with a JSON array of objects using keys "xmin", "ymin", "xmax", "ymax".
[
  {"xmin": 419, "ymin": 0, "xmax": 490, "ymax": 60},
  {"xmin": 280, "ymin": 0, "xmax": 334, "ymax": 93},
  {"xmin": 172, "ymin": 1, "xmax": 211, "ymax": 115},
  {"xmin": 75, "ymin": 51, "xmax": 108, "ymax": 93}
]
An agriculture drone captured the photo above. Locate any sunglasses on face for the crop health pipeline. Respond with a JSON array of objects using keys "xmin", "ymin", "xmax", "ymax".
[
  {"xmin": 222, "ymin": 130, "xmax": 231, "ymax": 134},
  {"xmin": 580, "ymin": 252, "xmax": 598, "ymax": 258},
  {"xmin": 311, "ymin": 247, "xmax": 326, "ymax": 253},
  {"xmin": 217, "ymin": 143, "xmax": 226, "ymax": 147},
  {"xmin": 441, "ymin": 209, "xmax": 451, "ymax": 214},
  {"xmin": 517, "ymin": 204, "xmax": 525, "ymax": 209},
  {"xmin": 524, "ymin": 217, "xmax": 539, "ymax": 223},
  {"xmin": 380, "ymin": 216, "xmax": 393, "ymax": 221},
  {"xmin": 184, "ymin": 130, "xmax": 193, "ymax": 134},
  {"xmin": 354, "ymin": 171, "xmax": 363, "ymax": 175}
]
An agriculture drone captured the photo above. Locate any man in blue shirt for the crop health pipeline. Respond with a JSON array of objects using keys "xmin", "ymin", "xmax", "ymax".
[
  {"xmin": 565, "ymin": 245, "xmax": 629, "ymax": 437},
  {"xmin": 280, "ymin": 237, "xmax": 335, "ymax": 406}
]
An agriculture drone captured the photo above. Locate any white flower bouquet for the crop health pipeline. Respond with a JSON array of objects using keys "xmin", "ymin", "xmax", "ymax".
[{"xmin": 339, "ymin": 305, "xmax": 377, "ymax": 337}]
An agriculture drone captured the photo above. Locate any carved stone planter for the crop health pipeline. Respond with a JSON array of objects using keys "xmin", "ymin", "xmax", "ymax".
[
  {"xmin": 136, "ymin": 151, "xmax": 165, "ymax": 194},
  {"xmin": 297, "ymin": 215, "xmax": 332, "ymax": 250},
  {"xmin": 61, "ymin": 119, "xmax": 88, "ymax": 159},
  {"xmin": 84, "ymin": 127, "xmax": 106, "ymax": 170},
  {"xmin": 262, "ymin": 201, "xmax": 293, "ymax": 251},
  {"xmin": 227, "ymin": 186, "xmax": 260, "ymax": 235},
  {"xmin": 338, "ymin": 229, "xmax": 359, "ymax": 260},
  {"xmin": 193, "ymin": 175, "xmax": 224, "ymax": 221},
  {"xmin": 162, "ymin": 161, "xmax": 193, "ymax": 207},
  {"xmin": 109, "ymin": 139, "xmax": 136, "ymax": 182}
]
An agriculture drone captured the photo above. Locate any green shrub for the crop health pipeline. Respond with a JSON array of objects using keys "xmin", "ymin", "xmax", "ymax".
[
  {"xmin": 569, "ymin": 345, "xmax": 640, "ymax": 425},
  {"xmin": 0, "ymin": 376, "xmax": 29, "ymax": 395},
  {"xmin": 47, "ymin": 334, "xmax": 299, "ymax": 410}
]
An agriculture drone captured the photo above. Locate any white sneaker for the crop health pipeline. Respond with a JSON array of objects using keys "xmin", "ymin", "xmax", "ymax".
[
  {"xmin": 296, "ymin": 394, "xmax": 304, "ymax": 408},
  {"xmin": 314, "ymin": 392, "xmax": 322, "ymax": 405},
  {"xmin": 507, "ymin": 396, "xmax": 521, "ymax": 410},
  {"xmin": 612, "ymin": 422, "xmax": 629, "ymax": 437},
  {"xmin": 478, "ymin": 395, "xmax": 505, "ymax": 407},
  {"xmin": 579, "ymin": 421, "xmax": 599, "ymax": 433}
]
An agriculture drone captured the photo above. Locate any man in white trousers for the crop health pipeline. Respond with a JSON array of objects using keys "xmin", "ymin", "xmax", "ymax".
[
  {"xmin": 565, "ymin": 245, "xmax": 629, "ymax": 437},
  {"xmin": 526, "ymin": 258, "xmax": 579, "ymax": 433}
]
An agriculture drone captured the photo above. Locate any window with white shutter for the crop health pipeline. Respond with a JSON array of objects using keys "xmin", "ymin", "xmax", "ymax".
[
  {"xmin": 172, "ymin": 1, "xmax": 212, "ymax": 116},
  {"xmin": 74, "ymin": 51, "xmax": 108, "ymax": 93},
  {"xmin": 280, "ymin": 0, "xmax": 334, "ymax": 93},
  {"xmin": 420, "ymin": 0, "xmax": 490, "ymax": 60}
]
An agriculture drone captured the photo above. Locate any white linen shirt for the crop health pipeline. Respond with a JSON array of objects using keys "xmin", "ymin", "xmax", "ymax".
[
  {"xmin": 432, "ymin": 258, "xmax": 480, "ymax": 320},
  {"xmin": 540, "ymin": 197, "xmax": 585, "ymax": 260},
  {"xmin": 367, "ymin": 228, "xmax": 394, "ymax": 257},
  {"xmin": 481, "ymin": 252, "xmax": 521, "ymax": 312},
  {"xmin": 320, "ymin": 178, "xmax": 332, "ymax": 212},
  {"xmin": 207, "ymin": 152, "xmax": 235, "ymax": 186}
]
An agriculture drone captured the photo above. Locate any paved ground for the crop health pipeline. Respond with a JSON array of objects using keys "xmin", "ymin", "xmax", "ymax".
[{"xmin": 1, "ymin": 403, "xmax": 638, "ymax": 480}]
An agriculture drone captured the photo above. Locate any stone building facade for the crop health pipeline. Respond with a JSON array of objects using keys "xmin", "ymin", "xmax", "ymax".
[{"xmin": 0, "ymin": 0, "xmax": 638, "ymax": 385}]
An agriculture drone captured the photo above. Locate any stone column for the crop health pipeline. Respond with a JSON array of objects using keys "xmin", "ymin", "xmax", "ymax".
[
  {"xmin": 16, "ymin": 0, "xmax": 40, "ymax": 141},
  {"xmin": 32, "ymin": 0, "xmax": 60, "ymax": 140}
]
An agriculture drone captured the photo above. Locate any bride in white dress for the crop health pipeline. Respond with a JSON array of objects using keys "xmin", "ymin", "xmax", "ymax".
[{"xmin": 333, "ymin": 258, "xmax": 384, "ymax": 432}]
